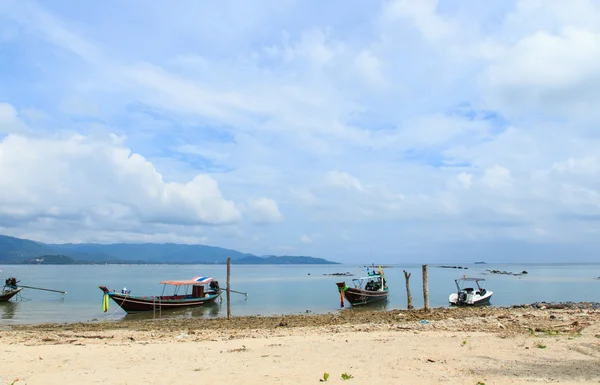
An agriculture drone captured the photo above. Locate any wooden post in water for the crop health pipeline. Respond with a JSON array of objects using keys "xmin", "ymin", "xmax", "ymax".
[
  {"xmin": 227, "ymin": 257, "xmax": 231, "ymax": 319},
  {"xmin": 422, "ymin": 264, "xmax": 429, "ymax": 311},
  {"xmin": 403, "ymin": 270, "xmax": 413, "ymax": 310}
]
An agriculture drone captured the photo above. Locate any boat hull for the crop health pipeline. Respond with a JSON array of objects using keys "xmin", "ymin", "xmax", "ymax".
[
  {"xmin": 99, "ymin": 286, "xmax": 220, "ymax": 313},
  {"xmin": 449, "ymin": 291, "xmax": 493, "ymax": 306},
  {"xmin": 0, "ymin": 287, "xmax": 23, "ymax": 302},
  {"xmin": 342, "ymin": 287, "xmax": 389, "ymax": 306}
]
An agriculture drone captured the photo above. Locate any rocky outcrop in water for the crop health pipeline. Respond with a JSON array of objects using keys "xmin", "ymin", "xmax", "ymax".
[{"xmin": 486, "ymin": 269, "xmax": 528, "ymax": 276}]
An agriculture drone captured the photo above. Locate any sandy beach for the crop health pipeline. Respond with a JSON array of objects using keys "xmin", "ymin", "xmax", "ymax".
[{"xmin": 1, "ymin": 306, "xmax": 600, "ymax": 384}]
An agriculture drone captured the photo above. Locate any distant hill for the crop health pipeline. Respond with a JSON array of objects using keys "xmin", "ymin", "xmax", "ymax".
[
  {"xmin": 0, "ymin": 235, "xmax": 57, "ymax": 263},
  {"xmin": 236, "ymin": 255, "xmax": 333, "ymax": 264},
  {"xmin": 0, "ymin": 234, "xmax": 338, "ymax": 265}
]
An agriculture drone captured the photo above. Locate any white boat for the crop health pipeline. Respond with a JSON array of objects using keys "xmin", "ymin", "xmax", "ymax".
[{"xmin": 448, "ymin": 277, "xmax": 493, "ymax": 306}]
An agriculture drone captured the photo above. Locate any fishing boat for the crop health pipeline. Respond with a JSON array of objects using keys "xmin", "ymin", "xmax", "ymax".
[
  {"xmin": 1, "ymin": 277, "xmax": 23, "ymax": 302},
  {"xmin": 448, "ymin": 277, "xmax": 493, "ymax": 306},
  {"xmin": 99, "ymin": 276, "xmax": 221, "ymax": 313},
  {"xmin": 336, "ymin": 267, "xmax": 388, "ymax": 307}
]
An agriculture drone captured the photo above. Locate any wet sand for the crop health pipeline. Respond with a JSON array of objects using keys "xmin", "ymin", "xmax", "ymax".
[{"xmin": 1, "ymin": 307, "xmax": 600, "ymax": 384}]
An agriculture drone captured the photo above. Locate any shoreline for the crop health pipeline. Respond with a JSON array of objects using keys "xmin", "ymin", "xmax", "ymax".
[
  {"xmin": 4, "ymin": 301, "xmax": 600, "ymax": 332},
  {"xmin": 1, "ymin": 305, "xmax": 599, "ymax": 384}
]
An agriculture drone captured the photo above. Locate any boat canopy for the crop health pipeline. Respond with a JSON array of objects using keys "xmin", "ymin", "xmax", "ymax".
[
  {"xmin": 456, "ymin": 277, "xmax": 485, "ymax": 282},
  {"xmin": 160, "ymin": 276, "xmax": 213, "ymax": 286},
  {"xmin": 355, "ymin": 274, "xmax": 382, "ymax": 280}
]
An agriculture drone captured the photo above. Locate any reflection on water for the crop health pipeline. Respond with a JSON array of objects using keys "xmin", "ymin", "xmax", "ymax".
[
  {"xmin": 340, "ymin": 299, "xmax": 388, "ymax": 313},
  {"xmin": 123, "ymin": 302, "xmax": 221, "ymax": 321},
  {"xmin": 0, "ymin": 301, "xmax": 18, "ymax": 320}
]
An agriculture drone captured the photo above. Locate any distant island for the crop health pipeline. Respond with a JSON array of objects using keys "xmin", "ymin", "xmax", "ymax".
[{"xmin": 0, "ymin": 234, "xmax": 339, "ymax": 265}]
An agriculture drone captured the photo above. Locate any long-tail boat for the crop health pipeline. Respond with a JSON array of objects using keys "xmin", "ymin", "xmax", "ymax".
[
  {"xmin": 336, "ymin": 267, "xmax": 388, "ymax": 307},
  {"xmin": 1, "ymin": 277, "xmax": 23, "ymax": 302},
  {"xmin": 99, "ymin": 276, "xmax": 221, "ymax": 313}
]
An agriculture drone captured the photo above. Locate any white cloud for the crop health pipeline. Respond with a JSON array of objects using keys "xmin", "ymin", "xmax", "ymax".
[
  {"xmin": 482, "ymin": 166, "xmax": 513, "ymax": 190},
  {"xmin": 381, "ymin": 0, "xmax": 457, "ymax": 42},
  {"xmin": 483, "ymin": 28, "xmax": 600, "ymax": 118},
  {"xmin": 246, "ymin": 197, "xmax": 284, "ymax": 225},
  {"xmin": 325, "ymin": 171, "xmax": 363, "ymax": 191},
  {"xmin": 0, "ymin": 103, "xmax": 27, "ymax": 133},
  {"xmin": 354, "ymin": 50, "xmax": 386, "ymax": 88},
  {"xmin": 456, "ymin": 172, "xmax": 473, "ymax": 189},
  {"xmin": 300, "ymin": 234, "xmax": 312, "ymax": 244},
  {"xmin": 0, "ymin": 131, "xmax": 241, "ymax": 227}
]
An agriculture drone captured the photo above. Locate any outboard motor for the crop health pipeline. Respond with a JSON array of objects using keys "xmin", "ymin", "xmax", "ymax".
[
  {"xmin": 209, "ymin": 280, "xmax": 220, "ymax": 291},
  {"xmin": 458, "ymin": 291, "xmax": 467, "ymax": 305}
]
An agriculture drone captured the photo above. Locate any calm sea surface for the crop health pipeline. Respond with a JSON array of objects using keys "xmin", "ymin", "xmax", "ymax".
[{"xmin": 1, "ymin": 263, "xmax": 599, "ymax": 325}]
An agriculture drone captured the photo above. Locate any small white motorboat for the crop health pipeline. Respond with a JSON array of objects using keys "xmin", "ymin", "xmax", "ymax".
[{"xmin": 448, "ymin": 277, "xmax": 493, "ymax": 306}]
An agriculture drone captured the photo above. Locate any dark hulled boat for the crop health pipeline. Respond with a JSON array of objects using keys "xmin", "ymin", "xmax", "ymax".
[
  {"xmin": 336, "ymin": 267, "xmax": 388, "ymax": 307},
  {"xmin": 0, "ymin": 287, "xmax": 22, "ymax": 302},
  {"xmin": 99, "ymin": 276, "xmax": 221, "ymax": 313},
  {"xmin": 1, "ymin": 277, "xmax": 23, "ymax": 302}
]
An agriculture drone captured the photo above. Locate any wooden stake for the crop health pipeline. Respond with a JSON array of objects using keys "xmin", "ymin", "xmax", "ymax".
[
  {"xmin": 227, "ymin": 257, "xmax": 231, "ymax": 319},
  {"xmin": 422, "ymin": 264, "xmax": 429, "ymax": 311},
  {"xmin": 403, "ymin": 270, "xmax": 413, "ymax": 310}
]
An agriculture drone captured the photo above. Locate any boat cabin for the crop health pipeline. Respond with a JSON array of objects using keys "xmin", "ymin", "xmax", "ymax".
[
  {"xmin": 352, "ymin": 273, "xmax": 387, "ymax": 292},
  {"xmin": 158, "ymin": 276, "xmax": 220, "ymax": 299},
  {"xmin": 455, "ymin": 277, "xmax": 487, "ymax": 296}
]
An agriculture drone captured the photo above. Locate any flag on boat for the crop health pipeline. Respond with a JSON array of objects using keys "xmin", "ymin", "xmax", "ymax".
[
  {"xmin": 160, "ymin": 276, "xmax": 214, "ymax": 286},
  {"xmin": 192, "ymin": 276, "xmax": 212, "ymax": 284}
]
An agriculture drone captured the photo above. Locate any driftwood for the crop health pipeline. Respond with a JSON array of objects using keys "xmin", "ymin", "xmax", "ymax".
[{"xmin": 403, "ymin": 270, "xmax": 413, "ymax": 310}]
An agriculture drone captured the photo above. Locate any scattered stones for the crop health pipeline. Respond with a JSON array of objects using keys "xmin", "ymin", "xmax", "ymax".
[
  {"xmin": 438, "ymin": 265, "xmax": 468, "ymax": 270},
  {"xmin": 323, "ymin": 272, "xmax": 354, "ymax": 276}
]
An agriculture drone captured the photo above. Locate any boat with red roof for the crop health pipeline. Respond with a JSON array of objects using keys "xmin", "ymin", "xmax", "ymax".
[{"xmin": 99, "ymin": 276, "xmax": 221, "ymax": 313}]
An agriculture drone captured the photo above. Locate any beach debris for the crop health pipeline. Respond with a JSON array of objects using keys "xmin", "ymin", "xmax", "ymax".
[
  {"xmin": 176, "ymin": 333, "xmax": 188, "ymax": 339},
  {"xmin": 419, "ymin": 320, "xmax": 429, "ymax": 325},
  {"xmin": 228, "ymin": 345, "xmax": 247, "ymax": 353},
  {"xmin": 426, "ymin": 358, "xmax": 436, "ymax": 363},
  {"xmin": 320, "ymin": 372, "xmax": 330, "ymax": 382},
  {"xmin": 278, "ymin": 319, "xmax": 288, "ymax": 327}
]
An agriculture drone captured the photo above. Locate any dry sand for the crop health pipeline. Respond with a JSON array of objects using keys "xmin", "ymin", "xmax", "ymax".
[{"xmin": 1, "ymin": 307, "xmax": 600, "ymax": 384}]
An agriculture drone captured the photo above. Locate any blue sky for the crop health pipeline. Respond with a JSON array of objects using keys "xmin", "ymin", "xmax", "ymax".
[{"xmin": 1, "ymin": 0, "xmax": 600, "ymax": 263}]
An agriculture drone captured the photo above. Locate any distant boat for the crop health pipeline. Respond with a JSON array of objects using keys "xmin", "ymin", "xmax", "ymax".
[
  {"xmin": 336, "ymin": 267, "xmax": 388, "ymax": 307},
  {"xmin": 448, "ymin": 277, "xmax": 493, "ymax": 306},
  {"xmin": 99, "ymin": 276, "xmax": 221, "ymax": 313}
]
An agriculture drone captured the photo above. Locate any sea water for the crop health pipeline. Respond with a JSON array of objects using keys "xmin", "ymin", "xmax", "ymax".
[{"xmin": 1, "ymin": 263, "xmax": 599, "ymax": 325}]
